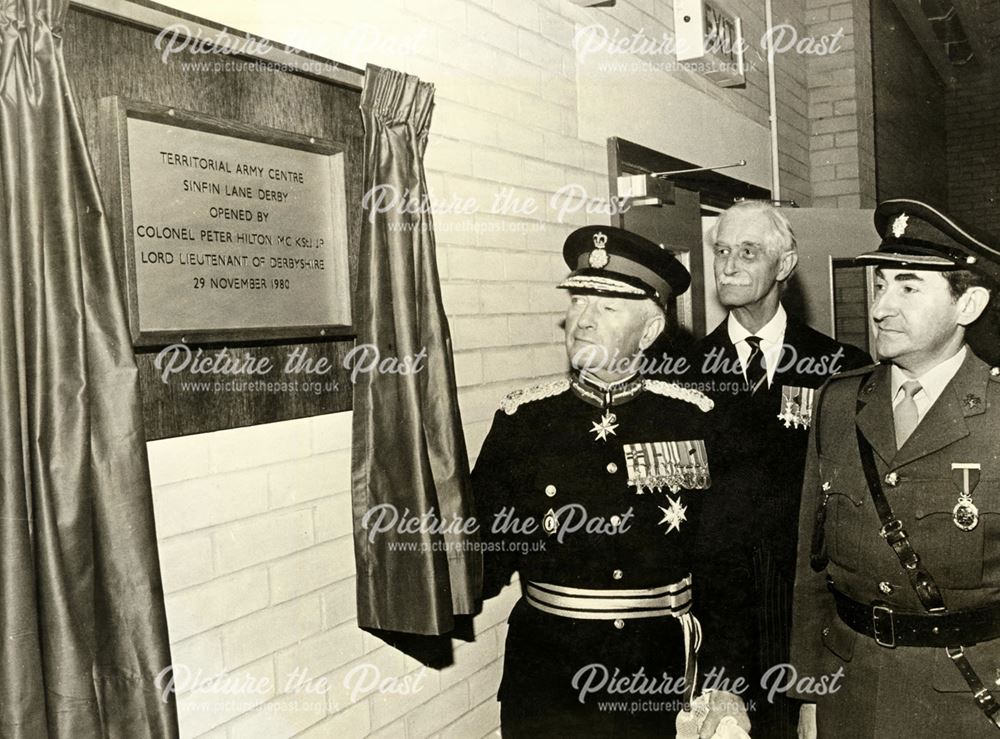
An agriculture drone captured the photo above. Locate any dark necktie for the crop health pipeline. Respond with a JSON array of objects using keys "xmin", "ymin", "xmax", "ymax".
[{"xmin": 745, "ymin": 336, "xmax": 767, "ymax": 395}]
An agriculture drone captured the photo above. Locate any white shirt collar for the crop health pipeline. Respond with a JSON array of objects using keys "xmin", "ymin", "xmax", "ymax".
[
  {"xmin": 727, "ymin": 304, "xmax": 788, "ymax": 385},
  {"xmin": 727, "ymin": 303, "xmax": 787, "ymax": 347},
  {"xmin": 890, "ymin": 345, "xmax": 967, "ymax": 412}
]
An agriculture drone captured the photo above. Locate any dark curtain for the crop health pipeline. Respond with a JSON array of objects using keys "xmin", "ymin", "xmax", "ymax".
[
  {"xmin": 352, "ymin": 65, "xmax": 481, "ymax": 634},
  {"xmin": 0, "ymin": 1, "xmax": 178, "ymax": 736}
]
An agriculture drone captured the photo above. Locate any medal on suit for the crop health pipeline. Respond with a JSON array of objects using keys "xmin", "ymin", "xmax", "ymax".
[
  {"xmin": 951, "ymin": 462, "xmax": 981, "ymax": 532},
  {"xmin": 590, "ymin": 411, "xmax": 619, "ymax": 441},
  {"xmin": 777, "ymin": 385, "xmax": 815, "ymax": 429},
  {"xmin": 622, "ymin": 440, "xmax": 711, "ymax": 494}
]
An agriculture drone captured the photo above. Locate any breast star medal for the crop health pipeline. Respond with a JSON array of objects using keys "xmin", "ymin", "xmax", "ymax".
[
  {"xmin": 590, "ymin": 411, "xmax": 619, "ymax": 442},
  {"xmin": 952, "ymin": 462, "xmax": 981, "ymax": 532},
  {"xmin": 658, "ymin": 497, "xmax": 687, "ymax": 534}
]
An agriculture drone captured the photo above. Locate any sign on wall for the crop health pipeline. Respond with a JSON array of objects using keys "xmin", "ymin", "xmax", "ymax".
[
  {"xmin": 100, "ymin": 98, "xmax": 352, "ymax": 346},
  {"xmin": 674, "ymin": 0, "xmax": 746, "ymax": 87}
]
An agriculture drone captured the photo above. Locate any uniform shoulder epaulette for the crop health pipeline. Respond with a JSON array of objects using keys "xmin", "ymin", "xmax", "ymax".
[
  {"xmin": 642, "ymin": 379, "xmax": 714, "ymax": 412},
  {"xmin": 501, "ymin": 378, "xmax": 571, "ymax": 415},
  {"xmin": 831, "ymin": 362, "xmax": 881, "ymax": 381}
]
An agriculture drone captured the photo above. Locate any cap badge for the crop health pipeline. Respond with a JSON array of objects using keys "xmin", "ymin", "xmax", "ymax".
[
  {"xmin": 589, "ymin": 231, "xmax": 610, "ymax": 269},
  {"xmin": 892, "ymin": 213, "xmax": 909, "ymax": 238}
]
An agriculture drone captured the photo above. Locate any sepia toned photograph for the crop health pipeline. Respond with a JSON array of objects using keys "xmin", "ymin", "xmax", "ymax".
[{"xmin": 2, "ymin": 0, "xmax": 998, "ymax": 737}]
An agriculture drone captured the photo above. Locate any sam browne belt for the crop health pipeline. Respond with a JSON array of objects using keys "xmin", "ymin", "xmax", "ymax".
[
  {"xmin": 847, "ymin": 383, "xmax": 1000, "ymax": 730},
  {"xmin": 831, "ymin": 586, "xmax": 1000, "ymax": 649}
]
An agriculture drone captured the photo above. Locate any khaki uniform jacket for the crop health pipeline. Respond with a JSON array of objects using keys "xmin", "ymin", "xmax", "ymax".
[{"xmin": 790, "ymin": 349, "xmax": 1000, "ymax": 738}]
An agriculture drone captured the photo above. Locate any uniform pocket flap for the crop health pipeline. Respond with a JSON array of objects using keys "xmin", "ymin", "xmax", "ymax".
[{"xmin": 821, "ymin": 617, "xmax": 858, "ymax": 662}]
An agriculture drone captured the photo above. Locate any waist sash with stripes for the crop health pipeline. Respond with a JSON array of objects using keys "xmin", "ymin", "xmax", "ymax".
[
  {"xmin": 524, "ymin": 575, "xmax": 701, "ymax": 701},
  {"xmin": 525, "ymin": 577, "xmax": 693, "ymax": 619}
]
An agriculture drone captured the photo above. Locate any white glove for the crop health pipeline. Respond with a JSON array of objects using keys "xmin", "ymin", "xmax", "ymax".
[
  {"xmin": 798, "ymin": 703, "xmax": 817, "ymax": 739},
  {"xmin": 676, "ymin": 691, "xmax": 752, "ymax": 738}
]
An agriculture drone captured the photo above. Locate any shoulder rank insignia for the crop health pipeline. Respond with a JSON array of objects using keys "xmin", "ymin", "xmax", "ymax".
[
  {"xmin": 642, "ymin": 380, "xmax": 714, "ymax": 412},
  {"xmin": 501, "ymin": 378, "xmax": 571, "ymax": 415},
  {"xmin": 777, "ymin": 385, "xmax": 816, "ymax": 429},
  {"xmin": 623, "ymin": 440, "xmax": 711, "ymax": 494}
]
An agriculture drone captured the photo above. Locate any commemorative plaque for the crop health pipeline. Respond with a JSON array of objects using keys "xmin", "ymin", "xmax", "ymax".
[{"xmin": 100, "ymin": 98, "xmax": 352, "ymax": 345}]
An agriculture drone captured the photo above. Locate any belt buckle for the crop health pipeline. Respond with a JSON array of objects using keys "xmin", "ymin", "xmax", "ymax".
[{"xmin": 872, "ymin": 604, "xmax": 896, "ymax": 648}]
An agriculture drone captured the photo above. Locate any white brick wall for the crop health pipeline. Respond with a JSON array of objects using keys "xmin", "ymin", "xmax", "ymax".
[
  {"xmin": 148, "ymin": 414, "xmax": 517, "ymax": 738},
  {"xmin": 142, "ymin": 0, "xmax": 849, "ymax": 735}
]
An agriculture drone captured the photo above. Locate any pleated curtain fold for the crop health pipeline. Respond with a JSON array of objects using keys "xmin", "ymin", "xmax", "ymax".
[
  {"xmin": 352, "ymin": 64, "xmax": 481, "ymax": 634},
  {"xmin": 0, "ymin": 1, "xmax": 178, "ymax": 736}
]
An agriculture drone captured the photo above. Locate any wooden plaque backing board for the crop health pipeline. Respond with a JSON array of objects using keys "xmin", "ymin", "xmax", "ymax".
[{"xmin": 66, "ymin": 5, "xmax": 365, "ymax": 439}]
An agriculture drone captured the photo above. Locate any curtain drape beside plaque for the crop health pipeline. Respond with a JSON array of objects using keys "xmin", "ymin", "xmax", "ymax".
[
  {"xmin": 352, "ymin": 65, "xmax": 481, "ymax": 634},
  {"xmin": 0, "ymin": 2, "xmax": 178, "ymax": 737}
]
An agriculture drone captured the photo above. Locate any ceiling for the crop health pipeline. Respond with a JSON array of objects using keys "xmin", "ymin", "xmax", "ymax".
[{"xmin": 892, "ymin": 0, "xmax": 1000, "ymax": 83}]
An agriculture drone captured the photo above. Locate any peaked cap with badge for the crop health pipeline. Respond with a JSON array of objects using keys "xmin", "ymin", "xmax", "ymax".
[
  {"xmin": 558, "ymin": 225, "xmax": 691, "ymax": 306},
  {"xmin": 790, "ymin": 198, "xmax": 1000, "ymax": 737},
  {"xmin": 856, "ymin": 198, "xmax": 1000, "ymax": 284}
]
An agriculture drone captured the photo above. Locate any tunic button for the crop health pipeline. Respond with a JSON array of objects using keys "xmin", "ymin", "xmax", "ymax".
[
  {"xmin": 612, "ymin": 569, "xmax": 623, "ymax": 580},
  {"xmin": 545, "ymin": 484, "xmax": 557, "ymax": 497},
  {"xmin": 879, "ymin": 581, "xmax": 894, "ymax": 595},
  {"xmin": 884, "ymin": 472, "xmax": 899, "ymax": 487},
  {"xmin": 614, "ymin": 619, "xmax": 625, "ymax": 630},
  {"xmin": 822, "ymin": 627, "xmax": 831, "ymax": 637},
  {"xmin": 610, "ymin": 515, "xmax": 622, "ymax": 527},
  {"xmin": 607, "ymin": 462, "xmax": 618, "ymax": 474}
]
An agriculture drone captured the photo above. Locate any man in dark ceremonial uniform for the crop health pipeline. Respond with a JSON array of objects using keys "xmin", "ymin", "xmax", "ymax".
[
  {"xmin": 473, "ymin": 226, "xmax": 752, "ymax": 737},
  {"xmin": 676, "ymin": 201, "xmax": 871, "ymax": 737},
  {"xmin": 793, "ymin": 200, "xmax": 1000, "ymax": 738}
]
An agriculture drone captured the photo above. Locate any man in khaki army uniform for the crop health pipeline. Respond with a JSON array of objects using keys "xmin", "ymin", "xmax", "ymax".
[
  {"xmin": 473, "ymin": 226, "xmax": 752, "ymax": 737},
  {"xmin": 791, "ymin": 199, "xmax": 1000, "ymax": 737}
]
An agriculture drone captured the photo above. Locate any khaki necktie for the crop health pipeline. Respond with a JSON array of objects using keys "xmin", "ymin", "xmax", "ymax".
[{"xmin": 894, "ymin": 380, "xmax": 922, "ymax": 448}]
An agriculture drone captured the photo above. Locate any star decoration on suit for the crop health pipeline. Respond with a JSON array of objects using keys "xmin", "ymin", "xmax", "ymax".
[
  {"xmin": 590, "ymin": 412, "xmax": 619, "ymax": 442},
  {"xmin": 658, "ymin": 496, "xmax": 687, "ymax": 534}
]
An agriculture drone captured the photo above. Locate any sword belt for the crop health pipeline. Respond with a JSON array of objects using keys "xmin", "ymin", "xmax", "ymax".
[{"xmin": 524, "ymin": 576, "xmax": 701, "ymax": 701}]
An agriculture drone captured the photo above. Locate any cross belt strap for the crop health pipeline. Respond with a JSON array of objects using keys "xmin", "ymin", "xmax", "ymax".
[
  {"xmin": 855, "ymin": 409, "xmax": 1000, "ymax": 730},
  {"xmin": 856, "ymin": 424, "xmax": 945, "ymax": 611}
]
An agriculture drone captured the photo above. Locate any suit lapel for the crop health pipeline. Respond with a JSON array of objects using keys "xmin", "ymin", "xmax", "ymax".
[
  {"xmin": 891, "ymin": 351, "xmax": 988, "ymax": 469},
  {"xmin": 855, "ymin": 364, "xmax": 897, "ymax": 464}
]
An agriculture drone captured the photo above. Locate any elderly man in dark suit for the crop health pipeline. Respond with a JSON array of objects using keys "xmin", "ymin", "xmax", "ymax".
[
  {"xmin": 792, "ymin": 199, "xmax": 1000, "ymax": 737},
  {"xmin": 677, "ymin": 200, "xmax": 870, "ymax": 737}
]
